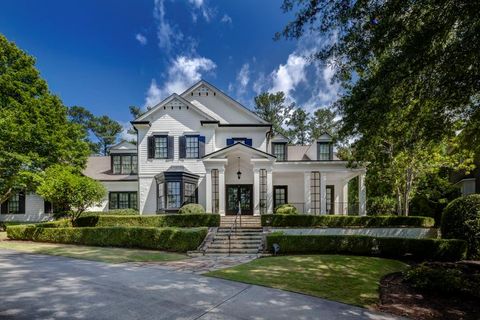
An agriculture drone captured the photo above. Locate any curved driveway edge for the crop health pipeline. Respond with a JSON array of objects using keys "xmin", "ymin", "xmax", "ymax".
[{"xmin": 0, "ymin": 249, "xmax": 406, "ymax": 320}]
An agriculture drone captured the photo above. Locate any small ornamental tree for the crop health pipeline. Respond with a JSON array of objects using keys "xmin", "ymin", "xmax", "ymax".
[{"xmin": 37, "ymin": 165, "xmax": 106, "ymax": 222}]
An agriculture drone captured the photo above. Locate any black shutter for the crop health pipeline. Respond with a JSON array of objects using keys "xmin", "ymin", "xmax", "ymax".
[
  {"xmin": 329, "ymin": 143, "xmax": 333, "ymax": 160},
  {"xmin": 245, "ymin": 139, "xmax": 252, "ymax": 147},
  {"xmin": 19, "ymin": 192, "xmax": 25, "ymax": 214},
  {"xmin": 167, "ymin": 136, "xmax": 174, "ymax": 159},
  {"xmin": 148, "ymin": 136, "xmax": 155, "ymax": 159},
  {"xmin": 1, "ymin": 199, "xmax": 7, "ymax": 214},
  {"xmin": 44, "ymin": 200, "xmax": 52, "ymax": 214},
  {"xmin": 179, "ymin": 136, "xmax": 186, "ymax": 159},
  {"xmin": 199, "ymin": 136, "xmax": 206, "ymax": 158},
  {"xmin": 226, "ymin": 138, "xmax": 234, "ymax": 146}
]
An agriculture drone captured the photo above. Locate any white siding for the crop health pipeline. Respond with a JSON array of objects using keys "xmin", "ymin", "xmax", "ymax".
[
  {"xmin": 0, "ymin": 193, "xmax": 51, "ymax": 222},
  {"xmin": 273, "ymin": 173, "xmax": 305, "ymax": 206},
  {"xmin": 215, "ymin": 127, "xmax": 268, "ymax": 152}
]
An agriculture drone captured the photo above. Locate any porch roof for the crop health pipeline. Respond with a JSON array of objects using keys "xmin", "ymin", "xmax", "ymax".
[{"xmin": 202, "ymin": 142, "xmax": 276, "ymax": 160}]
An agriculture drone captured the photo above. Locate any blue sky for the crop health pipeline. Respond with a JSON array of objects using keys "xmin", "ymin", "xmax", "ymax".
[{"xmin": 0, "ymin": 0, "xmax": 338, "ymax": 137}]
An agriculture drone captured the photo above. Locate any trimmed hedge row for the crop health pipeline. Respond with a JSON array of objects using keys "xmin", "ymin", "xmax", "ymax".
[
  {"xmin": 266, "ymin": 234, "xmax": 467, "ymax": 261},
  {"xmin": 261, "ymin": 214, "xmax": 435, "ymax": 228},
  {"xmin": 74, "ymin": 214, "xmax": 220, "ymax": 228},
  {"xmin": 7, "ymin": 225, "xmax": 207, "ymax": 252}
]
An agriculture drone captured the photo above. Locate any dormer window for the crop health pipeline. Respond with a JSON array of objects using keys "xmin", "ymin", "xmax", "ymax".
[
  {"xmin": 226, "ymin": 138, "xmax": 253, "ymax": 146},
  {"xmin": 272, "ymin": 143, "xmax": 287, "ymax": 161},
  {"xmin": 112, "ymin": 154, "xmax": 138, "ymax": 174},
  {"xmin": 317, "ymin": 142, "xmax": 332, "ymax": 160}
]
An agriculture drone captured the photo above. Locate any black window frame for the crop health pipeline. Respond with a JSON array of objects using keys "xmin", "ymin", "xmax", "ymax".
[
  {"xmin": 259, "ymin": 169, "xmax": 267, "ymax": 214},
  {"xmin": 326, "ymin": 185, "xmax": 334, "ymax": 215},
  {"xmin": 317, "ymin": 142, "xmax": 332, "ymax": 160},
  {"xmin": 185, "ymin": 135, "xmax": 199, "ymax": 159},
  {"xmin": 156, "ymin": 171, "xmax": 199, "ymax": 213},
  {"xmin": 154, "ymin": 135, "xmax": 169, "ymax": 159},
  {"xmin": 311, "ymin": 171, "xmax": 321, "ymax": 214},
  {"xmin": 211, "ymin": 169, "xmax": 219, "ymax": 213},
  {"xmin": 109, "ymin": 192, "xmax": 138, "ymax": 210},
  {"xmin": 111, "ymin": 154, "xmax": 138, "ymax": 174},
  {"xmin": 1, "ymin": 192, "xmax": 25, "ymax": 215},
  {"xmin": 272, "ymin": 142, "xmax": 287, "ymax": 161},
  {"xmin": 273, "ymin": 186, "xmax": 288, "ymax": 210}
]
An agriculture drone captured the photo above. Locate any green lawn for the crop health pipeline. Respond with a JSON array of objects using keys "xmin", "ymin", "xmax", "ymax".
[
  {"xmin": 0, "ymin": 231, "xmax": 187, "ymax": 263},
  {"xmin": 206, "ymin": 255, "xmax": 408, "ymax": 307}
]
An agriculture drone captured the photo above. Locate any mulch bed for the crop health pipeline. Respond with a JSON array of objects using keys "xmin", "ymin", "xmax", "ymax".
[{"xmin": 377, "ymin": 271, "xmax": 480, "ymax": 320}]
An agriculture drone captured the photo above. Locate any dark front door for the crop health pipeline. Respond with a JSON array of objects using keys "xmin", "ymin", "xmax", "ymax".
[{"xmin": 226, "ymin": 184, "xmax": 253, "ymax": 215}]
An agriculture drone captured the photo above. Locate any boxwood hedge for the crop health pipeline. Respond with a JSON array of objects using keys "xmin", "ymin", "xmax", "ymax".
[
  {"xmin": 6, "ymin": 225, "xmax": 207, "ymax": 252},
  {"xmin": 74, "ymin": 213, "xmax": 220, "ymax": 228},
  {"xmin": 266, "ymin": 234, "xmax": 467, "ymax": 261},
  {"xmin": 261, "ymin": 214, "xmax": 435, "ymax": 228}
]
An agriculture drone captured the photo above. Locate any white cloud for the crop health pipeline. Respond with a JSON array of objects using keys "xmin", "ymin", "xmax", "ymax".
[
  {"xmin": 135, "ymin": 33, "xmax": 147, "ymax": 45},
  {"xmin": 269, "ymin": 54, "xmax": 308, "ymax": 99},
  {"xmin": 236, "ymin": 63, "xmax": 250, "ymax": 94},
  {"xmin": 188, "ymin": 0, "xmax": 214, "ymax": 22},
  {"xmin": 220, "ymin": 14, "xmax": 232, "ymax": 24},
  {"xmin": 120, "ymin": 121, "xmax": 136, "ymax": 142},
  {"xmin": 153, "ymin": 0, "xmax": 183, "ymax": 52},
  {"xmin": 144, "ymin": 56, "xmax": 217, "ymax": 108}
]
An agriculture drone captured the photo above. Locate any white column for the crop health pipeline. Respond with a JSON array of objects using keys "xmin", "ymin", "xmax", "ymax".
[
  {"xmin": 266, "ymin": 169, "xmax": 273, "ymax": 213},
  {"xmin": 304, "ymin": 171, "xmax": 311, "ymax": 214},
  {"xmin": 218, "ymin": 168, "xmax": 226, "ymax": 216},
  {"xmin": 342, "ymin": 179, "xmax": 349, "ymax": 215},
  {"xmin": 205, "ymin": 170, "xmax": 212, "ymax": 213},
  {"xmin": 320, "ymin": 172, "xmax": 327, "ymax": 215},
  {"xmin": 253, "ymin": 168, "xmax": 260, "ymax": 215},
  {"xmin": 358, "ymin": 172, "xmax": 366, "ymax": 216}
]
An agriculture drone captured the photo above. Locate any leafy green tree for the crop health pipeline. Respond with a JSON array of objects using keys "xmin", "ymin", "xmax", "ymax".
[
  {"xmin": 254, "ymin": 91, "xmax": 294, "ymax": 137},
  {"xmin": 68, "ymin": 105, "xmax": 100, "ymax": 154},
  {"xmin": 0, "ymin": 34, "xmax": 89, "ymax": 204},
  {"xmin": 287, "ymin": 108, "xmax": 310, "ymax": 144},
  {"xmin": 309, "ymin": 108, "xmax": 339, "ymax": 140},
  {"xmin": 91, "ymin": 115, "xmax": 123, "ymax": 155},
  {"xmin": 276, "ymin": 0, "xmax": 478, "ymax": 214},
  {"xmin": 37, "ymin": 165, "xmax": 106, "ymax": 222}
]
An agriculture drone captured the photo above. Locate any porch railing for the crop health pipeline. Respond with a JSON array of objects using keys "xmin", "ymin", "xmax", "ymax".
[
  {"xmin": 269, "ymin": 202, "xmax": 361, "ymax": 215},
  {"xmin": 227, "ymin": 201, "xmax": 241, "ymax": 256}
]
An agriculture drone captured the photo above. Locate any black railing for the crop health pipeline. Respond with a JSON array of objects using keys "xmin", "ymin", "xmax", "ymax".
[
  {"xmin": 266, "ymin": 202, "xmax": 361, "ymax": 215},
  {"xmin": 227, "ymin": 201, "xmax": 242, "ymax": 256}
]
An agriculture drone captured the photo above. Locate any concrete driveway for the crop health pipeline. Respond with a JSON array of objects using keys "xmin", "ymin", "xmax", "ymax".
[{"xmin": 0, "ymin": 249, "xmax": 403, "ymax": 320}]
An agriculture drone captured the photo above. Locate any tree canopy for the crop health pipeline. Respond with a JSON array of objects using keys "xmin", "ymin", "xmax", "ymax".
[
  {"xmin": 254, "ymin": 91, "xmax": 294, "ymax": 137},
  {"xmin": 0, "ymin": 34, "xmax": 89, "ymax": 203},
  {"xmin": 277, "ymin": 0, "xmax": 479, "ymax": 214}
]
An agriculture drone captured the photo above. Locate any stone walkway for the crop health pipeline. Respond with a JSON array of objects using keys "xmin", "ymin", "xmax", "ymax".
[{"xmin": 129, "ymin": 254, "xmax": 259, "ymax": 274}]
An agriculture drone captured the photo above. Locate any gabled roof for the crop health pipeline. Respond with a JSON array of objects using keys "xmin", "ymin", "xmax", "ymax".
[
  {"xmin": 110, "ymin": 140, "xmax": 136, "ymax": 151},
  {"xmin": 203, "ymin": 142, "xmax": 276, "ymax": 160},
  {"xmin": 180, "ymin": 80, "xmax": 269, "ymax": 125},
  {"xmin": 134, "ymin": 93, "xmax": 217, "ymax": 122}
]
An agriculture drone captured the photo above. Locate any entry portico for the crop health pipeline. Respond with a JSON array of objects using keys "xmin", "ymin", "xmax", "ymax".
[{"xmin": 202, "ymin": 142, "xmax": 366, "ymax": 216}]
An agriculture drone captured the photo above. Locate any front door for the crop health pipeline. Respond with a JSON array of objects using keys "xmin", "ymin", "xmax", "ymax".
[{"xmin": 226, "ymin": 184, "xmax": 253, "ymax": 215}]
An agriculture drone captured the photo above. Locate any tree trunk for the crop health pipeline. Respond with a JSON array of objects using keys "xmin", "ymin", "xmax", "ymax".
[{"xmin": 0, "ymin": 188, "xmax": 13, "ymax": 205}]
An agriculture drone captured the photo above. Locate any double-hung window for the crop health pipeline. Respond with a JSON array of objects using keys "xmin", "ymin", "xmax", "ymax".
[
  {"xmin": 166, "ymin": 182, "xmax": 181, "ymax": 209},
  {"xmin": 156, "ymin": 171, "xmax": 199, "ymax": 212},
  {"xmin": 272, "ymin": 143, "xmax": 287, "ymax": 161},
  {"xmin": 112, "ymin": 154, "xmax": 138, "ymax": 174},
  {"xmin": 1, "ymin": 192, "xmax": 25, "ymax": 214},
  {"xmin": 155, "ymin": 136, "xmax": 168, "ymax": 159},
  {"xmin": 109, "ymin": 192, "xmax": 137, "ymax": 210},
  {"xmin": 185, "ymin": 136, "xmax": 199, "ymax": 158},
  {"xmin": 317, "ymin": 142, "xmax": 332, "ymax": 160}
]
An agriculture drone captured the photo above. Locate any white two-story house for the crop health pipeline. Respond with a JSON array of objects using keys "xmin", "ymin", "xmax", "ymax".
[{"xmin": 0, "ymin": 80, "xmax": 366, "ymax": 221}]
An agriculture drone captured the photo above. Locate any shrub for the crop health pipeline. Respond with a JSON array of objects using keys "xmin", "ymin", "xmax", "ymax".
[
  {"xmin": 6, "ymin": 225, "xmax": 207, "ymax": 252},
  {"xmin": 275, "ymin": 204, "xmax": 298, "ymax": 215},
  {"xmin": 261, "ymin": 214, "xmax": 435, "ymax": 228},
  {"xmin": 36, "ymin": 219, "xmax": 72, "ymax": 228},
  {"xmin": 74, "ymin": 213, "xmax": 220, "ymax": 228},
  {"xmin": 404, "ymin": 262, "xmax": 480, "ymax": 299},
  {"xmin": 266, "ymin": 234, "xmax": 467, "ymax": 261},
  {"xmin": 441, "ymin": 194, "xmax": 480, "ymax": 259},
  {"xmin": 178, "ymin": 204, "xmax": 205, "ymax": 214},
  {"xmin": 83, "ymin": 209, "xmax": 140, "ymax": 216},
  {"xmin": 367, "ymin": 196, "xmax": 397, "ymax": 215}
]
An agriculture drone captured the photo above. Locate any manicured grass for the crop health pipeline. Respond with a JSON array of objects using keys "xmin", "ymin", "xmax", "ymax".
[
  {"xmin": 0, "ymin": 232, "xmax": 187, "ymax": 263},
  {"xmin": 206, "ymin": 255, "xmax": 408, "ymax": 307}
]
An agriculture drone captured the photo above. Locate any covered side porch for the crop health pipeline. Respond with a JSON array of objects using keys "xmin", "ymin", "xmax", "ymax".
[{"xmin": 202, "ymin": 143, "xmax": 366, "ymax": 216}]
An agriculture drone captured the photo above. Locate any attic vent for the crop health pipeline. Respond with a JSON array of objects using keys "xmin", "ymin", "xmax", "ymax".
[
  {"xmin": 191, "ymin": 92, "xmax": 193, "ymax": 96},
  {"xmin": 214, "ymin": 92, "xmax": 216, "ymax": 96},
  {"xmin": 164, "ymin": 106, "xmax": 166, "ymax": 109},
  {"xmin": 199, "ymin": 92, "xmax": 201, "ymax": 96},
  {"xmin": 206, "ymin": 92, "xmax": 208, "ymax": 96}
]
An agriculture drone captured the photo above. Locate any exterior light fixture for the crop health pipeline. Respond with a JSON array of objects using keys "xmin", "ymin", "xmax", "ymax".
[{"xmin": 237, "ymin": 157, "xmax": 242, "ymax": 180}]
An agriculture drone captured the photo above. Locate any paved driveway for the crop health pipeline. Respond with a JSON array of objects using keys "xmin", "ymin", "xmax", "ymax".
[{"xmin": 0, "ymin": 249, "xmax": 403, "ymax": 320}]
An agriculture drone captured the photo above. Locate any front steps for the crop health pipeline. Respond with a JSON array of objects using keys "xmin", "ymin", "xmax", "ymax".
[{"xmin": 203, "ymin": 216, "xmax": 263, "ymax": 255}]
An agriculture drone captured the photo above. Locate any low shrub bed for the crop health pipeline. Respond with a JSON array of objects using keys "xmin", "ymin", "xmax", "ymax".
[
  {"xmin": 266, "ymin": 234, "xmax": 467, "ymax": 261},
  {"xmin": 74, "ymin": 213, "xmax": 220, "ymax": 228},
  {"xmin": 262, "ymin": 214, "xmax": 435, "ymax": 228},
  {"xmin": 6, "ymin": 225, "xmax": 207, "ymax": 252}
]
